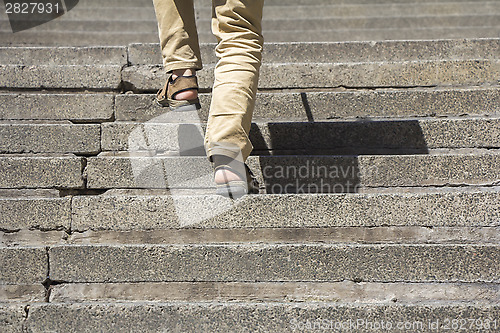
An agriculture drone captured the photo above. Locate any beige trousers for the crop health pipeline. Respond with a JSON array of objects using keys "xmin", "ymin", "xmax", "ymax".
[{"xmin": 152, "ymin": 0, "xmax": 264, "ymax": 162}]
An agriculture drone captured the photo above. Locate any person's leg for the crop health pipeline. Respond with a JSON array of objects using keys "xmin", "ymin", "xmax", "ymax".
[
  {"xmin": 152, "ymin": 0, "xmax": 202, "ymax": 102},
  {"xmin": 206, "ymin": 0, "xmax": 264, "ymax": 186}
]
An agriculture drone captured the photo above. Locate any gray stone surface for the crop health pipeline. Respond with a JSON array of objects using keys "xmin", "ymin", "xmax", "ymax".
[
  {"xmin": 100, "ymin": 117, "xmax": 500, "ymax": 154},
  {"xmin": 115, "ymin": 88, "xmax": 500, "ymax": 122},
  {"xmin": 0, "ymin": 122, "xmax": 100, "ymax": 154},
  {"xmin": 358, "ymin": 152, "xmax": 500, "ymax": 187},
  {"xmin": 49, "ymin": 244, "xmax": 500, "ymax": 283},
  {"xmin": 0, "ymin": 31, "xmax": 159, "ymax": 47},
  {"xmin": 0, "ymin": 285, "xmax": 46, "ymax": 303},
  {"xmin": 0, "ymin": 247, "xmax": 47, "ymax": 284},
  {"xmin": 129, "ymin": 39, "xmax": 500, "ymax": 65},
  {"xmin": 49, "ymin": 281, "xmax": 500, "ymax": 303},
  {"xmin": 0, "ymin": 197, "xmax": 71, "ymax": 231},
  {"xmin": 122, "ymin": 60, "xmax": 500, "ymax": 91},
  {"xmin": 67, "ymin": 226, "xmax": 500, "ymax": 246},
  {"xmin": 0, "ymin": 46, "xmax": 126, "ymax": 65},
  {"xmin": 260, "ymin": 15, "xmax": 500, "ymax": 31},
  {"xmin": 23, "ymin": 15, "xmax": 496, "ymax": 35},
  {"xmin": 86, "ymin": 154, "xmax": 213, "ymax": 190},
  {"xmin": 0, "ymin": 304, "xmax": 25, "ymax": 333},
  {"xmin": 58, "ymin": 2, "xmax": 500, "ymax": 21},
  {"xmin": 1, "ymin": 230, "xmax": 67, "ymax": 247},
  {"xmin": 84, "ymin": 152, "xmax": 500, "ymax": 190},
  {"xmin": 0, "ymin": 154, "xmax": 84, "ymax": 189},
  {"xmin": 0, "ymin": 93, "xmax": 114, "ymax": 121},
  {"xmin": 0, "ymin": 65, "xmax": 122, "ymax": 89},
  {"xmin": 25, "ymin": 303, "xmax": 500, "ymax": 333},
  {"xmin": 70, "ymin": 188, "xmax": 500, "ymax": 230},
  {"xmin": 3, "ymin": 27, "xmax": 499, "ymax": 46}
]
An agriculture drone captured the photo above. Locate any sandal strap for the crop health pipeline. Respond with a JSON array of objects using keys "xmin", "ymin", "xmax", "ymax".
[{"xmin": 156, "ymin": 74, "xmax": 199, "ymax": 103}]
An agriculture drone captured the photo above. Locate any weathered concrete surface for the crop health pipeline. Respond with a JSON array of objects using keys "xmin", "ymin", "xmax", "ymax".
[
  {"xmin": 100, "ymin": 117, "xmax": 500, "ymax": 153},
  {"xmin": 357, "ymin": 152, "xmax": 500, "ymax": 187},
  {"xmin": 0, "ymin": 285, "xmax": 46, "ymax": 303},
  {"xmin": 58, "ymin": 3, "xmax": 500, "ymax": 21},
  {"xmin": 0, "ymin": 196, "xmax": 71, "ymax": 231},
  {"xmin": 0, "ymin": 121, "xmax": 100, "ymax": 154},
  {"xmin": 0, "ymin": 304, "xmax": 25, "ymax": 333},
  {"xmin": 48, "ymin": 244, "xmax": 500, "ymax": 283},
  {"xmin": 114, "ymin": 88, "xmax": 500, "ymax": 122},
  {"xmin": 0, "ymin": 47, "xmax": 126, "ymax": 65},
  {"xmin": 122, "ymin": 60, "xmax": 500, "ymax": 91},
  {"xmin": 25, "ymin": 303, "xmax": 500, "ymax": 333},
  {"xmin": 0, "ymin": 247, "xmax": 47, "ymax": 284},
  {"xmin": 71, "ymin": 188, "xmax": 500, "ymax": 231},
  {"xmin": 0, "ymin": 231, "xmax": 67, "ymax": 247},
  {"xmin": 49, "ymin": 281, "xmax": 500, "ymax": 303},
  {"xmin": 67, "ymin": 226, "xmax": 500, "ymax": 246},
  {"xmin": 129, "ymin": 39, "xmax": 500, "ymax": 65},
  {"xmin": 0, "ymin": 93, "xmax": 114, "ymax": 121},
  {"xmin": 2, "ymin": 16, "xmax": 499, "ymax": 34},
  {"xmin": 0, "ymin": 154, "xmax": 84, "ymax": 189},
  {"xmin": 2, "ymin": 27, "xmax": 499, "ymax": 46},
  {"xmin": 0, "ymin": 65, "xmax": 122, "ymax": 89},
  {"xmin": 84, "ymin": 152, "xmax": 500, "ymax": 190}
]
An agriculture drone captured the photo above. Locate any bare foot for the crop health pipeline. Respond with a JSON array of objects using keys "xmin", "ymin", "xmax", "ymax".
[{"xmin": 171, "ymin": 69, "xmax": 198, "ymax": 101}]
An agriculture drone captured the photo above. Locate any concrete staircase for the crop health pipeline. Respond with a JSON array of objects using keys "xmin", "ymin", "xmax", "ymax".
[{"xmin": 1, "ymin": 0, "xmax": 499, "ymax": 332}]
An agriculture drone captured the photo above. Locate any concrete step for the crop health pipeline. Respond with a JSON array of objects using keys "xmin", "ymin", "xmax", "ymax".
[
  {"xmin": 2, "ymin": 150, "xmax": 498, "ymax": 190},
  {"xmin": 15, "ymin": 2, "xmax": 500, "ymax": 21},
  {"xmin": 2, "ymin": 187, "xmax": 499, "ymax": 232},
  {"xmin": 44, "ymin": 243, "xmax": 499, "ymax": 283},
  {"xmin": 0, "ymin": 93, "xmax": 114, "ymax": 121},
  {"xmin": 101, "ymin": 116, "xmax": 500, "ymax": 152},
  {"xmin": 46, "ymin": 281, "xmax": 500, "ymax": 303},
  {"xmin": 5, "ymin": 115, "xmax": 497, "ymax": 154},
  {"xmin": 72, "ymin": 187, "xmax": 500, "ymax": 231},
  {"xmin": 0, "ymin": 121, "xmax": 100, "ymax": 154},
  {"xmin": 0, "ymin": 246, "xmax": 47, "ymax": 284},
  {"xmin": 4, "ymin": 281, "xmax": 498, "ymax": 304},
  {"xmin": 124, "ymin": 59, "xmax": 500, "ymax": 91},
  {"xmin": 0, "ymin": 64, "xmax": 123, "ymax": 90},
  {"xmin": 0, "ymin": 193, "xmax": 70, "ymax": 232},
  {"xmin": 84, "ymin": 151, "xmax": 500, "ymax": 192},
  {"xmin": 3, "ymin": 15, "xmax": 499, "ymax": 33},
  {"xmin": 1, "ymin": 27, "xmax": 499, "ymax": 46},
  {"xmin": 3, "ymin": 225, "xmax": 500, "ymax": 246},
  {"xmin": 72, "ymin": 0, "xmax": 496, "ymax": 6},
  {"xmin": 0, "ymin": 46, "xmax": 127, "ymax": 65},
  {"xmin": 252, "ymin": 27, "xmax": 500, "ymax": 43},
  {"xmin": 3, "ymin": 58, "xmax": 497, "ymax": 90},
  {"xmin": 129, "ymin": 39, "xmax": 500, "ymax": 65},
  {"xmin": 3, "ymin": 302, "xmax": 496, "ymax": 333},
  {"xmin": 0, "ymin": 154, "xmax": 84, "ymax": 189},
  {"xmin": 117, "ymin": 88, "xmax": 500, "ymax": 122},
  {"xmin": 259, "ymin": 2, "xmax": 500, "ymax": 18},
  {"xmin": 1, "ymin": 87, "xmax": 498, "ymax": 122},
  {"xmin": 3, "ymin": 39, "xmax": 496, "ymax": 65},
  {"xmin": 2, "ymin": 109, "xmax": 498, "ymax": 155}
]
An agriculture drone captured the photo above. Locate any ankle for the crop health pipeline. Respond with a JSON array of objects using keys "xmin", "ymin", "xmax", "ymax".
[
  {"xmin": 172, "ymin": 68, "xmax": 196, "ymax": 79},
  {"xmin": 170, "ymin": 69, "xmax": 198, "ymax": 101}
]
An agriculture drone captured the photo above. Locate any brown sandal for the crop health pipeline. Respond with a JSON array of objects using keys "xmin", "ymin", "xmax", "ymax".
[{"xmin": 155, "ymin": 74, "xmax": 201, "ymax": 111}]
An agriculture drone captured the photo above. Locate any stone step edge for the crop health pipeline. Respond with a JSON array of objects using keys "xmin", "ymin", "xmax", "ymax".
[
  {"xmin": 2, "ymin": 38, "xmax": 499, "ymax": 66},
  {"xmin": 5, "ymin": 281, "xmax": 500, "ymax": 304},
  {"xmin": 2, "ymin": 226, "xmax": 500, "ymax": 247}
]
